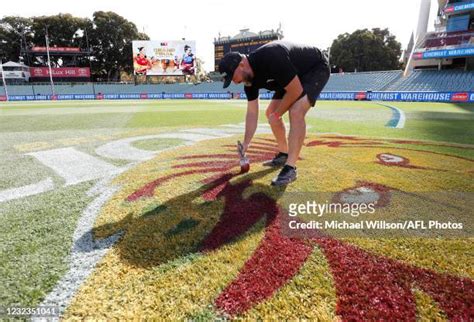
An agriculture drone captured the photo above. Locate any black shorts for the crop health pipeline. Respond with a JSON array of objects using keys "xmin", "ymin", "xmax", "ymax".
[{"xmin": 272, "ymin": 64, "xmax": 330, "ymax": 107}]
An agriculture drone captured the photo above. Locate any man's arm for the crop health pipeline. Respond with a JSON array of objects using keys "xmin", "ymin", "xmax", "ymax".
[
  {"xmin": 271, "ymin": 75, "xmax": 303, "ymax": 119},
  {"xmin": 243, "ymin": 99, "xmax": 259, "ymax": 151}
]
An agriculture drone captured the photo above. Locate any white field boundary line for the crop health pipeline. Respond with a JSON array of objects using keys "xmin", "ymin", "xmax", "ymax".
[{"xmin": 377, "ymin": 103, "xmax": 406, "ymax": 129}]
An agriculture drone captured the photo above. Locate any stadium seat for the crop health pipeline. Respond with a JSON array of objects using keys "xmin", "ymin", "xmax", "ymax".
[
  {"xmin": 385, "ymin": 70, "xmax": 474, "ymax": 92},
  {"xmin": 324, "ymin": 71, "xmax": 403, "ymax": 91}
]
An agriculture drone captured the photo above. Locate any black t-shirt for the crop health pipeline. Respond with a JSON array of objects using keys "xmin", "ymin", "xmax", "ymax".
[{"xmin": 244, "ymin": 41, "xmax": 328, "ymax": 101}]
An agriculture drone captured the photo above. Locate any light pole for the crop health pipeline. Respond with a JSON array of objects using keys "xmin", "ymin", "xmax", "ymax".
[
  {"xmin": 0, "ymin": 58, "xmax": 9, "ymax": 101},
  {"xmin": 0, "ymin": 23, "xmax": 13, "ymax": 101},
  {"xmin": 45, "ymin": 26, "xmax": 55, "ymax": 96},
  {"xmin": 82, "ymin": 28, "xmax": 95, "ymax": 95}
]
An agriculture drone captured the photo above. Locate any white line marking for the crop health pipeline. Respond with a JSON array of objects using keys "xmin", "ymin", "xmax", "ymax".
[
  {"xmin": 181, "ymin": 128, "xmax": 241, "ymax": 136},
  {"xmin": 0, "ymin": 178, "xmax": 54, "ymax": 203},
  {"xmin": 27, "ymin": 148, "xmax": 122, "ymax": 186},
  {"xmin": 378, "ymin": 103, "xmax": 406, "ymax": 129},
  {"xmin": 95, "ymin": 133, "xmax": 217, "ymax": 161},
  {"xmin": 34, "ymin": 177, "xmax": 122, "ymax": 319}
]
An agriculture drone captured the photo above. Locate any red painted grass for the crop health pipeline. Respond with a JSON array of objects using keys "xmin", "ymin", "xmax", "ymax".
[
  {"xmin": 126, "ymin": 169, "xmax": 224, "ymax": 202},
  {"xmin": 314, "ymin": 236, "xmax": 474, "ymax": 321},
  {"xmin": 214, "ymin": 212, "xmax": 313, "ymax": 316}
]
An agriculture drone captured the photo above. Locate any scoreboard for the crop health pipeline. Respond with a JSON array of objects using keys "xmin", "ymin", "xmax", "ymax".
[{"xmin": 214, "ymin": 35, "xmax": 281, "ymax": 71}]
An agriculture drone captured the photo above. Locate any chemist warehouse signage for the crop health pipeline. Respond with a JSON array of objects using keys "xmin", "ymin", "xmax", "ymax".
[
  {"xmin": 1, "ymin": 91, "xmax": 474, "ymax": 103},
  {"xmin": 413, "ymin": 46, "xmax": 474, "ymax": 60},
  {"xmin": 444, "ymin": 1, "xmax": 474, "ymax": 13},
  {"xmin": 318, "ymin": 91, "xmax": 474, "ymax": 103}
]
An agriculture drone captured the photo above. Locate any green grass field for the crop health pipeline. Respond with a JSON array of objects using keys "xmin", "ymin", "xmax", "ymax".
[{"xmin": 0, "ymin": 99, "xmax": 473, "ymax": 319}]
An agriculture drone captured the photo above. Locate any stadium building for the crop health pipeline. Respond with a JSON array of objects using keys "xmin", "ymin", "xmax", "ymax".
[
  {"xmin": 25, "ymin": 46, "xmax": 92, "ymax": 83},
  {"xmin": 411, "ymin": 0, "xmax": 474, "ymax": 70},
  {"xmin": 0, "ymin": 61, "xmax": 30, "ymax": 84}
]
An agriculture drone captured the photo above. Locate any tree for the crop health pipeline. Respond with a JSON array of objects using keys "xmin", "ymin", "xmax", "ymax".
[
  {"xmin": 330, "ymin": 28, "xmax": 402, "ymax": 72},
  {"xmin": 29, "ymin": 14, "xmax": 92, "ymax": 68},
  {"xmin": 0, "ymin": 16, "xmax": 33, "ymax": 63},
  {"xmin": 30, "ymin": 14, "xmax": 90, "ymax": 48},
  {"xmin": 0, "ymin": 12, "xmax": 148, "ymax": 80},
  {"xmin": 88, "ymin": 11, "xmax": 149, "ymax": 81}
]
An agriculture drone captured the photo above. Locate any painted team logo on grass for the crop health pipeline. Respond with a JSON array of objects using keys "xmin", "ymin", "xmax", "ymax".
[
  {"xmin": 333, "ymin": 181, "xmax": 391, "ymax": 207},
  {"xmin": 377, "ymin": 153, "xmax": 415, "ymax": 167},
  {"xmin": 63, "ymin": 135, "xmax": 474, "ymax": 320}
]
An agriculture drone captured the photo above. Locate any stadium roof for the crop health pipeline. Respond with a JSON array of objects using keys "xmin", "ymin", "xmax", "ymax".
[
  {"xmin": 232, "ymin": 28, "xmax": 258, "ymax": 40},
  {"xmin": 1, "ymin": 61, "xmax": 28, "ymax": 67},
  {"xmin": 214, "ymin": 27, "xmax": 283, "ymax": 44}
]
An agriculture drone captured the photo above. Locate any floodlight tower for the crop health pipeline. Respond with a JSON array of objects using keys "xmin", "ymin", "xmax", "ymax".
[
  {"xmin": 416, "ymin": 0, "xmax": 432, "ymax": 42},
  {"xmin": 404, "ymin": 0, "xmax": 432, "ymax": 76}
]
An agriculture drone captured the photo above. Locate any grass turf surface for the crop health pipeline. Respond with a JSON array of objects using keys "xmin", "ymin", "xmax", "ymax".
[{"xmin": 0, "ymin": 99, "xmax": 472, "ymax": 318}]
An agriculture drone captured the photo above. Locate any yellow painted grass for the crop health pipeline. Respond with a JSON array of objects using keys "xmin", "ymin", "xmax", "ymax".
[
  {"xmin": 414, "ymin": 289, "xmax": 448, "ymax": 322},
  {"xmin": 344, "ymin": 238, "xmax": 474, "ymax": 279}
]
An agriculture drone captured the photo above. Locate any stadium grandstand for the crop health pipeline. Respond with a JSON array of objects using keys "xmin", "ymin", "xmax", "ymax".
[
  {"xmin": 2, "ymin": 67, "xmax": 473, "ymax": 97},
  {"xmin": 408, "ymin": 0, "xmax": 474, "ymax": 71},
  {"xmin": 24, "ymin": 46, "xmax": 92, "ymax": 83}
]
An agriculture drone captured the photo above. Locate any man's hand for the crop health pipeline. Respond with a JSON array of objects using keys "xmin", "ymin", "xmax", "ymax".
[{"xmin": 241, "ymin": 141, "xmax": 250, "ymax": 154}]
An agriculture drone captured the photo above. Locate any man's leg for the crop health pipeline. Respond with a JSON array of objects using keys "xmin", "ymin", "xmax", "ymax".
[
  {"xmin": 265, "ymin": 99, "xmax": 288, "ymax": 153},
  {"xmin": 270, "ymin": 95, "xmax": 311, "ymax": 186},
  {"xmin": 286, "ymin": 95, "xmax": 312, "ymax": 167}
]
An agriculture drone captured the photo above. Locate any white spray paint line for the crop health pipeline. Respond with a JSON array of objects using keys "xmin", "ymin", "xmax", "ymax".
[
  {"xmin": 33, "ymin": 129, "xmax": 246, "ymax": 318},
  {"xmin": 96, "ymin": 127, "xmax": 276, "ymax": 163},
  {"xmin": 34, "ymin": 176, "xmax": 122, "ymax": 320},
  {"xmin": 224, "ymin": 122, "xmax": 281, "ymax": 128},
  {"xmin": 183, "ymin": 126, "xmax": 273, "ymax": 137},
  {"xmin": 27, "ymin": 148, "xmax": 122, "ymax": 186},
  {"xmin": 377, "ymin": 103, "xmax": 406, "ymax": 129},
  {"xmin": 221, "ymin": 123, "xmax": 273, "ymax": 129},
  {"xmin": 158, "ymin": 132, "xmax": 218, "ymax": 141},
  {"xmin": 0, "ymin": 178, "xmax": 54, "ymax": 203},
  {"xmin": 96, "ymin": 135, "xmax": 172, "ymax": 161},
  {"xmin": 95, "ymin": 133, "xmax": 218, "ymax": 161},
  {"xmin": 34, "ymin": 129, "xmax": 228, "ymax": 318},
  {"xmin": 221, "ymin": 124, "xmax": 246, "ymax": 129},
  {"xmin": 181, "ymin": 128, "xmax": 240, "ymax": 136},
  {"xmin": 394, "ymin": 107, "xmax": 406, "ymax": 129}
]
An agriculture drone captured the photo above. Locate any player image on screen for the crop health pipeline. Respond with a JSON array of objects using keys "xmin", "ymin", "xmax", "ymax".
[
  {"xmin": 160, "ymin": 56, "xmax": 180, "ymax": 74},
  {"xmin": 180, "ymin": 45, "xmax": 195, "ymax": 75},
  {"xmin": 133, "ymin": 47, "xmax": 154, "ymax": 75}
]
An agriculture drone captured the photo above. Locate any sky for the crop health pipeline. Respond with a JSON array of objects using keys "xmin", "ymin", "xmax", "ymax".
[{"xmin": 2, "ymin": 0, "xmax": 439, "ymax": 71}]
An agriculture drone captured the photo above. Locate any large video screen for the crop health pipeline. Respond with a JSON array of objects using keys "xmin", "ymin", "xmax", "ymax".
[{"xmin": 132, "ymin": 40, "xmax": 196, "ymax": 76}]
